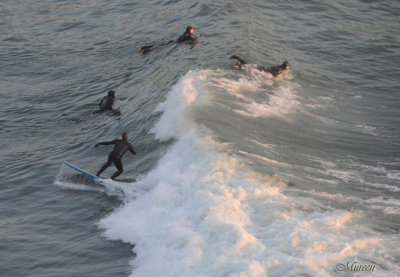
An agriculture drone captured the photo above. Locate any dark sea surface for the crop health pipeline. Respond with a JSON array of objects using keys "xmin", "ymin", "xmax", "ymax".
[{"xmin": 1, "ymin": 0, "xmax": 399, "ymax": 276}]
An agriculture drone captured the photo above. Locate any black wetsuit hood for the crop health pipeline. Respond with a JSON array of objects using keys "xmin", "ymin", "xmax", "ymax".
[
  {"xmin": 281, "ymin": 61, "xmax": 289, "ymax": 68},
  {"xmin": 176, "ymin": 26, "xmax": 195, "ymax": 43},
  {"xmin": 108, "ymin": 90, "xmax": 115, "ymax": 97}
]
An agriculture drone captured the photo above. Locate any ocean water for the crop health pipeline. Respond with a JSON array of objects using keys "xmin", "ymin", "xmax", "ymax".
[{"xmin": 1, "ymin": 0, "xmax": 399, "ymax": 276}]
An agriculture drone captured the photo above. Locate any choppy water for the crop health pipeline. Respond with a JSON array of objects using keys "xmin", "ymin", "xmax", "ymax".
[{"xmin": 1, "ymin": 0, "xmax": 399, "ymax": 276}]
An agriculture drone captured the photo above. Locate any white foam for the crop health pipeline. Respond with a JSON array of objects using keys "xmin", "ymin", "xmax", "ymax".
[
  {"xmin": 150, "ymin": 70, "xmax": 209, "ymax": 141},
  {"xmin": 209, "ymin": 69, "xmax": 299, "ymax": 118},
  {"xmin": 366, "ymin": 182, "xmax": 400, "ymax": 192},
  {"xmin": 238, "ymin": 150, "xmax": 293, "ymax": 168},
  {"xmin": 99, "ymin": 70, "xmax": 400, "ymax": 276},
  {"xmin": 235, "ymin": 84, "xmax": 299, "ymax": 118},
  {"xmin": 305, "ymin": 189, "xmax": 400, "ymax": 215},
  {"xmin": 355, "ymin": 124, "xmax": 378, "ymax": 136},
  {"xmin": 387, "ymin": 171, "xmax": 400, "ymax": 181},
  {"xmin": 245, "ymin": 139, "xmax": 276, "ymax": 151},
  {"xmin": 54, "ymin": 180, "xmax": 103, "ymax": 192},
  {"xmin": 98, "ymin": 179, "xmax": 150, "ymax": 200}
]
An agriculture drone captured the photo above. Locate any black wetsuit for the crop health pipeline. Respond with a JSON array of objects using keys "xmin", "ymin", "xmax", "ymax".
[
  {"xmin": 257, "ymin": 65, "xmax": 284, "ymax": 77},
  {"xmin": 231, "ymin": 55, "xmax": 286, "ymax": 77},
  {"xmin": 176, "ymin": 31, "xmax": 195, "ymax": 43},
  {"xmin": 93, "ymin": 95, "xmax": 115, "ymax": 114},
  {"xmin": 96, "ymin": 139, "xmax": 136, "ymax": 180},
  {"xmin": 139, "ymin": 29, "xmax": 196, "ymax": 54}
]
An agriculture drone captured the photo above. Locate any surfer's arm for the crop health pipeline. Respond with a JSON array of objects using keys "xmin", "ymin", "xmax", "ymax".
[
  {"xmin": 99, "ymin": 96, "xmax": 106, "ymax": 106},
  {"xmin": 94, "ymin": 140, "xmax": 117, "ymax": 147},
  {"xmin": 129, "ymin": 145, "xmax": 137, "ymax": 155}
]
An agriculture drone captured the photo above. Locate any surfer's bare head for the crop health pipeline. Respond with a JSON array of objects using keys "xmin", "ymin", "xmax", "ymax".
[{"xmin": 122, "ymin": 133, "xmax": 128, "ymax": 140}]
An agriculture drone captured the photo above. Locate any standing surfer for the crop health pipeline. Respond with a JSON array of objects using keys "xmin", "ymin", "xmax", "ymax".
[{"xmin": 95, "ymin": 133, "xmax": 136, "ymax": 180}]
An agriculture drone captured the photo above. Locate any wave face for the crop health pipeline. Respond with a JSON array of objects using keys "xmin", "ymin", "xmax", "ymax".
[{"xmin": 99, "ymin": 70, "xmax": 400, "ymax": 276}]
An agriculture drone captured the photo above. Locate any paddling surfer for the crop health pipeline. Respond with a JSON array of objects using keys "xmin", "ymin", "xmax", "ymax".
[
  {"xmin": 139, "ymin": 26, "xmax": 197, "ymax": 54},
  {"xmin": 230, "ymin": 55, "xmax": 290, "ymax": 77},
  {"xmin": 93, "ymin": 90, "xmax": 116, "ymax": 114}
]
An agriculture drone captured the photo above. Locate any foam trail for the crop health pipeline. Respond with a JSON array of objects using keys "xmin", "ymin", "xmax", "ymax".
[
  {"xmin": 54, "ymin": 164, "xmax": 104, "ymax": 192},
  {"xmin": 98, "ymin": 179, "xmax": 150, "ymax": 200},
  {"xmin": 54, "ymin": 180, "xmax": 103, "ymax": 192}
]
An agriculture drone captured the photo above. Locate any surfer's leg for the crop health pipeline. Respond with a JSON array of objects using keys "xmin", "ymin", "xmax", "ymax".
[
  {"xmin": 96, "ymin": 155, "xmax": 113, "ymax": 177},
  {"xmin": 139, "ymin": 45, "xmax": 153, "ymax": 54},
  {"xmin": 230, "ymin": 55, "xmax": 246, "ymax": 64},
  {"xmin": 111, "ymin": 158, "xmax": 123, "ymax": 180}
]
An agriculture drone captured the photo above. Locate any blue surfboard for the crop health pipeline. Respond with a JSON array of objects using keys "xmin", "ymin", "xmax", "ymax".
[{"xmin": 63, "ymin": 161, "xmax": 101, "ymax": 180}]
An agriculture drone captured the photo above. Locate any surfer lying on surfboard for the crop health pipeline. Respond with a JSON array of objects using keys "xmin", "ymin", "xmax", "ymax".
[
  {"xmin": 139, "ymin": 26, "xmax": 198, "ymax": 54},
  {"xmin": 95, "ymin": 132, "xmax": 136, "ymax": 180},
  {"xmin": 230, "ymin": 55, "xmax": 290, "ymax": 77}
]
